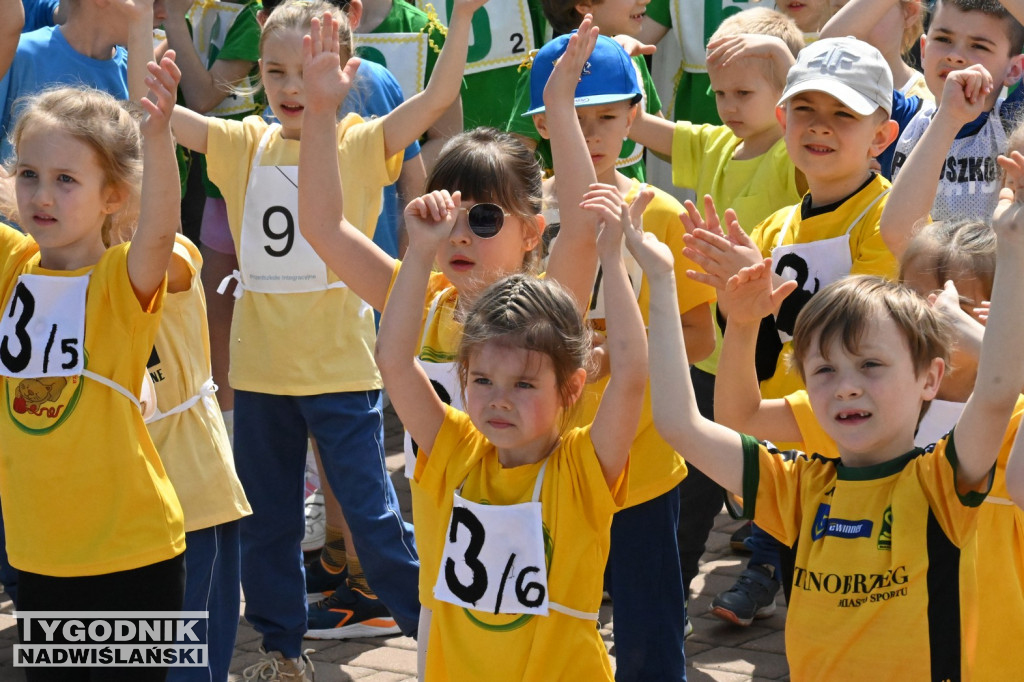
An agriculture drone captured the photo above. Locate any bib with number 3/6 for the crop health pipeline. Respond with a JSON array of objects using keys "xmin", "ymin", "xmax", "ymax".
[
  {"xmin": 434, "ymin": 461, "xmax": 550, "ymax": 616},
  {"xmin": 0, "ymin": 274, "xmax": 87, "ymax": 379}
]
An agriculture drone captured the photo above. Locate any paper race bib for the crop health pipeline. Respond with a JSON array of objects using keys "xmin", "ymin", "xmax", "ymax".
[
  {"xmin": 425, "ymin": 0, "xmax": 535, "ymax": 74},
  {"xmin": 771, "ymin": 234, "xmax": 851, "ymax": 342},
  {"xmin": 356, "ymin": 33, "xmax": 429, "ymax": 97},
  {"xmin": 434, "ymin": 492, "xmax": 549, "ymax": 616},
  {"xmin": 0, "ymin": 274, "xmax": 87, "ymax": 379}
]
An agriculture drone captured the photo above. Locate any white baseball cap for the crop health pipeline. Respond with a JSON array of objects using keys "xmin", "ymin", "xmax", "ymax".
[{"xmin": 778, "ymin": 37, "xmax": 893, "ymax": 116}]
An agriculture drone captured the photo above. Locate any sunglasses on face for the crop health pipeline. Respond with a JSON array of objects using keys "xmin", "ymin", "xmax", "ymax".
[{"xmin": 459, "ymin": 203, "xmax": 512, "ymax": 239}]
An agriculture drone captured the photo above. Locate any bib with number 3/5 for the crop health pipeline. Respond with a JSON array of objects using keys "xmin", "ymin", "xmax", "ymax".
[
  {"xmin": 434, "ymin": 461, "xmax": 550, "ymax": 616},
  {"xmin": 0, "ymin": 274, "xmax": 87, "ymax": 379}
]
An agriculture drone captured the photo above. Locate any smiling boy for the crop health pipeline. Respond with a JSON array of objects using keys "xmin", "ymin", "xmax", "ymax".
[{"xmin": 823, "ymin": 0, "xmax": 1024, "ymax": 221}]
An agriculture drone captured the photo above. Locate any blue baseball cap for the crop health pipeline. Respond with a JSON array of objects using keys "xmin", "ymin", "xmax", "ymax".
[{"xmin": 522, "ymin": 32, "xmax": 642, "ymax": 116}]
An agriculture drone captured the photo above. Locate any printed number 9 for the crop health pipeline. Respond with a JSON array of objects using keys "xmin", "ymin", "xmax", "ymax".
[{"xmin": 263, "ymin": 206, "xmax": 294, "ymax": 257}]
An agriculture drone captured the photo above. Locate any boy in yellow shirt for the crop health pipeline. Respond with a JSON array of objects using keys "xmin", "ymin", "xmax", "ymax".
[{"xmin": 682, "ymin": 36, "xmax": 900, "ymax": 625}]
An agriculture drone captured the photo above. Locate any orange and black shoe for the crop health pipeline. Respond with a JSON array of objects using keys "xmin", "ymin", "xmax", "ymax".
[{"xmin": 304, "ymin": 584, "xmax": 401, "ymax": 640}]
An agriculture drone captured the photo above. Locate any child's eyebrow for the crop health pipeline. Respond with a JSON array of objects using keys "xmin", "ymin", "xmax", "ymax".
[{"xmin": 932, "ymin": 27, "xmax": 997, "ymax": 48}]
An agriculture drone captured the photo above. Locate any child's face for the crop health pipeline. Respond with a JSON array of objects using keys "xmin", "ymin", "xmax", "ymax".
[
  {"xmin": 778, "ymin": 92, "xmax": 895, "ymax": 194},
  {"xmin": 261, "ymin": 27, "xmax": 346, "ymax": 140},
  {"xmin": 901, "ymin": 267, "xmax": 986, "ymax": 401},
  {"xmin": 464, "ymin": 342, "xmax": 574, "ymax": 460},
  {"xmin": 14, "ymin": 126, "xmax": 120, "ymax": 264},
  {"xmin": 803, "ymin": 315, "xmax": 943, "ymax": 464},
  {"xmin": 435, "ymin": 198, "xmax": 541, "ymax": 302},
  {"xmin": 921, "ymin": 2, "xmax": 1024, "ymax": 106},
  {"xmin": 576, "ymin": 0, "xmax": 650, "ymax": 36},
  {"xmin": 533, "ymin": 101, "xmax": 639, "ymax": 183},
  {"xmin": 777, "ymin": 0, "xmax": 833, "ymax": 34},
  {"xmin": 709, "ymin": 62, "xmax": 783, "ymax": 151}
]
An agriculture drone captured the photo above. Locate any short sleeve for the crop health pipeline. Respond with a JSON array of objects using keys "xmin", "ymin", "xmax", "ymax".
[
  {"xmin": 743, "ymin": 434, "xmax": 819, "ymax": 547},
  {"xmin": 916, "ymin": 431, "xmax": 990, "ymax": 548},
  {"xmin": 213, "ymin": 2, "xmax": 262, "ymax": 63},
  {"xmin": 671, "ymin": 122, "xmax": 713, "ymax": 189},
  {"xmin": 879, "ymin": 90, "xmax": 923, "ymax": 179},
  {"xmin": 784, "ymin": 390, "xmax": 838, "ymax": 458},
  {"xmin": 416, "ymin": 406, "xmax": 484, "ymax": 504}
]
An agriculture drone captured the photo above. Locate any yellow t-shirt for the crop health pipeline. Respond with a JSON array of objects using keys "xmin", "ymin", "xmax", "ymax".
[
  {"xmin": 146, "ymin": 235, "xmax": 251, "ymax": 532},
  {"xmin": 206, "ymin": 114, "xmax": 402, "ymax": 394},
  {"xmin": 750, "ymin": 175, "xmax": 898, "ymax": 399},
  {"xmin": 670, "ymin": 123, "xmax": 801, "ymax": 375},
  {"xmin": 780, "ymin": 391, "xmax": 1024, "ymax": 679},
  {"xmin": 0, "ymin": 227, "xmax": 185, "ymax": 576},
  {"xmin": 741, "ymin": 431, "xmax": 983, "ymax": 680},
  {"xmin": 416, "ymin": 406, "xmax": 625, "ymax": 681},
  {"xmin": 571, "ymin": 180, "xmax": 715, "ymax": 506}
]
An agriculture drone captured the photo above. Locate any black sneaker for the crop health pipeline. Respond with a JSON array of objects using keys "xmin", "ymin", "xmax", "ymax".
[
  {"xmin": 304, "ymin": 585, "xmax": 401, "ymax": 640},
  {"xmin": 709, "ymin": 564, "xmax": 780, "ymax": 626},
  {"xmin": 304, "ymin": 558, "xmax": 347, "ymax": 603},
  {"xmin": 729, "ymin": 521, "xmax": 753, "ymax": 554}
]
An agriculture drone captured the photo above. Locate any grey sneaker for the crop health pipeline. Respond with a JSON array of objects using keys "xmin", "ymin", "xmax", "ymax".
[
  {"xmin": 242, "ymin": 649, "xmax": 315, "ymax": 681},
  {"xmin": 709, "ymin": 564, "xmax": 780, "ymax": 626}
]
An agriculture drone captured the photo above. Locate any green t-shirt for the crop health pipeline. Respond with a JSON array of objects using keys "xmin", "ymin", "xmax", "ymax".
[
  {"xmin": 357, "ymin": 0, "xmax": 445, "ymax": 87},
  {"xmin": 646, "ymin": 0, "xmax": 757, "ymax": 125},
  {"xmin": 505, "ymin": 53, "xmax": 661, "ymax": 183}
]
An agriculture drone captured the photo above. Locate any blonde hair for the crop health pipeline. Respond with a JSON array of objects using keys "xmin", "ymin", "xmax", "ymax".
[
  {"xmin": 899, "ymin": 220, "xmax": 996, "ymax": 301},
  {"xmin": 708, "ymin": 8, "xmax": 805, "ymax": 89},
  {"xmin": 791, "ymin": 275, "xmax": 952, "ymax": 382},
  {"xmin": 4, "ymin": 87, "xmax": 142, "ymax": 247},
  {"xmin": 260, "ymin": 0, "xmax": 353, "ymax": 59}
]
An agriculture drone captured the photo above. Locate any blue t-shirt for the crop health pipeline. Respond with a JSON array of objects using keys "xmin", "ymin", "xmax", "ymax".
[
  {"xmin": 0, "ymin": 27, "xmax": 128, "ymax": 162},
  {"xmin": 21, "ymin": 0, "xmax": 59, "ymax": 32},
  {"xmin": 882, "ymin": 86, "xmax": 1024, "ymax": 179},
  {"xmin": 341, "ymin": 60, "xmax": 420, "ymax": 260}
]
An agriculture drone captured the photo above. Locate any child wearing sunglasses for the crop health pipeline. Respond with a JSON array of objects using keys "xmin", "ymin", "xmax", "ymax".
[{"xmin": 525, "ymin": 28, "xmax": 717, "ymax": 680}]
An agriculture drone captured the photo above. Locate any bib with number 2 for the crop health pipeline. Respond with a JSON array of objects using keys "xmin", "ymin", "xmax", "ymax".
[{"xmin": 0, "ymin": 274, "xmax": 87, "ymax": 378}]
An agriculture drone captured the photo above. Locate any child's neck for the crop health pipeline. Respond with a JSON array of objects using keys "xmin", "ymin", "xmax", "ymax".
[
  {"xmin": 358, "ymin": 0, "xmax": 395, "ymax": 34},
  {"xmin": 59, "ymin": 16, "xmax": 121, "ymax": 61},
  {"xmin": 805, "ymin": 170, "xmax": 874, "ymax": 208},
  {"xmin": 496, "ymin": 434, "xmax": 562, "ymax": 469},
  {"xmin": 37, "ymin": 240, "xmax": 107, "ymax": 272},
  {"xmin": 733, "ymin": 125, "xmax": 784, "ymax": 161}
]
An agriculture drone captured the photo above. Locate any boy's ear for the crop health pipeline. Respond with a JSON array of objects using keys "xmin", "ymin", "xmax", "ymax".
[
  {"xmin": 574, "ymin": 1, "xmax": 594, "ymax": 17},
  {"xmin": 775, "ymin": 104, "xmax": 787, "ymax": 130},
  {"xmin": 1003, "ymin": 53, "xmax": 1024, "ymax": 87},
  {"xmin": 921, "ymin": 357, "xmax": 945, "ymax": 401},
  {"xmin": 869, "ymin": 118, "xmax": 899, "ymax": 158},
  {"xmin": 533, "ymin": 113, "xmax": 552, "ymax": 140}
]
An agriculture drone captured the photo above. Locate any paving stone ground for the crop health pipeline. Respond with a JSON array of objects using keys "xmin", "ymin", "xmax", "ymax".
[{"xmin": 0, "ymin": 406, "xmax": 789, "ymax": 681}]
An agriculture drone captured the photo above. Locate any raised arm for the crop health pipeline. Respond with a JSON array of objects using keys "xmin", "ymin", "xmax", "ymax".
[
  {"xmin": 820, "ymin": 0, "xmax": 900, "ymax": 41},
  {"xmin": 162, "ymin": 0, "xmax": 259, "ymax": 114},
  {"xmin": 538, "ymin": 18, "xmax": 600, "ymax": 316},
  {"xmin": 125, "ymin": 0, "xmax": 157, "ymax": 102},
  {"xmin": 375, "ymin": 191, "xmax": 458, "ymax": 458},
  {"xmin": 951, "ymin": 153, "xmax": 1024, "ymax": 490},
  {"xmin": 881, "ymin": 67, "xmax": 993, "ymax": 259},
  {"xmin": 380, "ymin": 0, "xmax": 488, "ymax": 157},
  {"xmin": 705, "ymin": 34, "xmax": 797, "ymax": 82},
  {"xmin": 623, "ymin": 201, "xmax": 747, "ymax": 494},
  {"xmin": 628, "ymin": 111, "xmax": 675, "ymax": 158},
  {"xmin": 297, "ymin": 13, "xmax": 395, "ymax": 311},
  {"xmin": 0, "ymin": 0, "xmax": 24, "ymax": 80},
  {"xmin": 715, "ymin": 259, "xmax": 800, "ymax": 440},
  {"xmin": 579, "ymin": 185, "xmax": 649, "ymax": 486},
  {"xmin": 127, "ymin": 54, "xmax": 183, "ymax": 303}
]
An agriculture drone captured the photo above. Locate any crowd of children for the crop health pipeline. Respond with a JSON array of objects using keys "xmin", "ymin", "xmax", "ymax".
[{"xmin": 2, "ymin": 0, "xmax": 1024, "ymax": 680}]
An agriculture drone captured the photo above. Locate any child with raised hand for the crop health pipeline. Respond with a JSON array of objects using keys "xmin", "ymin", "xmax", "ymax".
[
  {"xmin": 375, "ymin": 179, "xmax": 648, "ymax": 680},
  {"xmin": 0, "ymin": 54, "xmax": 185, "ymax": 680},
  {"xmin": 631, "ymin": 163, "xmax": 1024, "ymax": 678},
  {"xmin": 823, "ymin": 0, "xmax": 1024, "ymax": 210},
  {"xmin": 296, "ymin": 16, "xmax": 622, "ymax": 661},
  {"xmin": 167, "ymin": 0, "xmax": 484, "ymax": 671}
]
